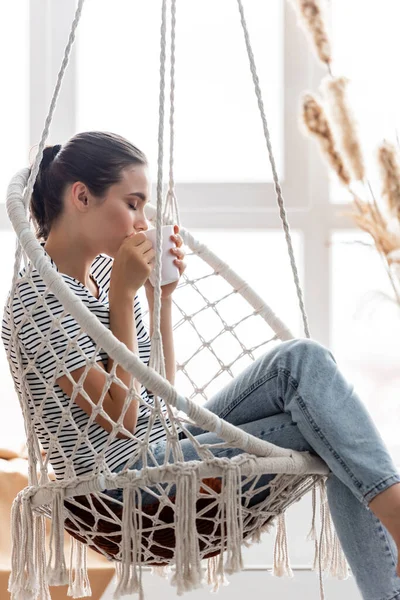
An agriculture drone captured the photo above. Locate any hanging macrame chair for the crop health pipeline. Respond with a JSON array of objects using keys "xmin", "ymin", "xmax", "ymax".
[{"xmin": 3, "ymin": 1, "xmax": 349, "ymax": 599}]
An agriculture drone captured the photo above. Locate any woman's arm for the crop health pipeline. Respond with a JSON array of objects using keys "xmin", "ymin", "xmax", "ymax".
[
  {"xmin": 147, "ymin": 296, "xmax": 175, "ymax": 385},
  {"xmin": 106, "ymin": 287, "xmax": 142, "ymax": 428},
  {"xmin": 56, "ymin": 288, "xmax": 142, "ymax": 438},
  {"xmin": 144, "ymin": 224, "xmax": 185, "ymax": 386},
  {"xmin": 56, "ymin": 232, "xmax": 156, "ymax": 438}
]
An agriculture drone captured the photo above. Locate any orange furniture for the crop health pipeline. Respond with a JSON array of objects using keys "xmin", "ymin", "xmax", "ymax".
[{"xmin": 0, "ymin": 453, "xmax": 114, "ymax": 600}]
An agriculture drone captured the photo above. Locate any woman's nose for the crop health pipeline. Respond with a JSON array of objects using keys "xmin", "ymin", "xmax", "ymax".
[{"xmin": 135, "ymin": 219, "xmax": 149, "ymax": 232}]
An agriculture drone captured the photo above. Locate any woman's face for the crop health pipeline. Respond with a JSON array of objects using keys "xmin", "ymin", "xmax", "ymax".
[{"xmin": 84, "ymin": 164, "xmax": 151, "ymax": 258}]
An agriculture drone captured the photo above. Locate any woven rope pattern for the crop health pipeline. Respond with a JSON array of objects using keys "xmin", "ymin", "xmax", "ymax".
[
  {"xmin": 5, "ymin": 172, "xmax": 340, "ymax": 598},
  {"xmin": 160, "ymin": 238, "xmax": 286, "ymax": 403},
  {"xmin": 5, "ymin": 173, "xmax": 327, "ymax": 486}
]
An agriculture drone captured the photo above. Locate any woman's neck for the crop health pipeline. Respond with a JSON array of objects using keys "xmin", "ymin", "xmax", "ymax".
[{"xmin": 44, "ymin": 231, "xmax": 97, "ymax": 291}]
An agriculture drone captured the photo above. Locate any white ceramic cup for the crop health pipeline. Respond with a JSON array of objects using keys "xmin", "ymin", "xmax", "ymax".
[{"xmin": 144, "ymin": 224, "xmax": 180, "ymax": 287}]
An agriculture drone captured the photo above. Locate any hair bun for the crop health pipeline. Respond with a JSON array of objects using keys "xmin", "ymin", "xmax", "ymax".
[{"xmin": 41, "ymin": 144, "xmax": 62, "ymax": 170}]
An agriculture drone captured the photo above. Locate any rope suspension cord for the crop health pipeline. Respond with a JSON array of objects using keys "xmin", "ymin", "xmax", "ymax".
[
  {"xmin": 236, "ymin": 0, "xmax": 311, "ymax": 338},
  {"xmin": 150, "ymin": 0, "xmax": 168, "ymax": 378},
  {"xmin": 160, "ymin": 0, "xmax": 311, "ymax": 337},
  {"xmin": 163, "ymin": 0, "xmax": 181, "ymax": 227},
  {"xmin": 149, "ymin": 0, "xmax": 185, "ymax": 466},
  {"xmin": 7, "ymin": 0, "xmax": 87, "ymax": 489},
  {"xmin": 8, "ymin": 0, "xmax": 86, "ymax": 335}
]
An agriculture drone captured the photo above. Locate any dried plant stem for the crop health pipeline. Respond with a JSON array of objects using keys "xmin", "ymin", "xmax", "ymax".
[
  {"xmin": 366, "ymin": 181, "xmax": 387, "ymax": 230},
  {"xmin": 395, "ymin": 130, "xmax": 400, "ymax": 152},
  {"xmin": 302, "ymin": 93, "xmax": 351, "ymax": 186},
  {"xmin": 377, "ymin": 141, "xmax": 400, "ymax": 220},
  {"xmin": 350, "ymin": 197, "xmax": 400, "ymax": 305},
  {"xmin": 322, "ymin": 76, "xmax": 365, "ymax": 182},
  {"xmin": 293, "ymin": 0, "xmax": 400, "ymax": 307},
  {"xmin": 376, "ymin": 243, "xmax": 400, "ymax": 306},
  {"xmin": 290, "ymin": 0, "xmax": 332, "ymax": 65},
  {"xmin": 386, "ymin": 264, "xmax": 400, "ymax": 305}
]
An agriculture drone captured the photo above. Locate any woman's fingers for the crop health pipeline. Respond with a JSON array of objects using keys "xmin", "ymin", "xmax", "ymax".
[
  {"xmin": 174, "ymin": 259, "xmax": 186, "ymax": 275},
  {"xmin": 170, "ymin": 247, "xmax": 185, "ymax": 259},
  {"xmin": 170, "ymin": 233, "xmax": 183, "ymax": 248}
]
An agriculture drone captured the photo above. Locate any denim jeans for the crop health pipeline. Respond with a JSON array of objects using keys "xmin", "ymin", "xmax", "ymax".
[{"xmin": 109, "ymin": 338, "xmax": 400, "ymax": 600}]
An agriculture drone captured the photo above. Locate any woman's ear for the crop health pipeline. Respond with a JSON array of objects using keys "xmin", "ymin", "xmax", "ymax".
[
  {"xmin": 71, "ymin": 181, "xmax": 90, "ymax": 212},
  {"xmin": 78, "ymin": 189, "xmax": 88, "ymax": 206}
]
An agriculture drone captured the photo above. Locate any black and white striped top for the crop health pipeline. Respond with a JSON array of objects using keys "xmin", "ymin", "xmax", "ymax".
[{"xmin": 1, "ymin": 245, "xmax": 169, "ymax": 480}]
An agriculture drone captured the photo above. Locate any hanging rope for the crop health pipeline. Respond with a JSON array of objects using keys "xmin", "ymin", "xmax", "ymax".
[
  {"xmin": 163, "ymin": 0, "xmax": 181, "ymax": 227},
  {"xmin": 236, "ymin": 0, "xmax": 311, "ymax": 339},
  {"xmin": 149, "ymin": 0, "xmax": 168, "ymax": 377},
  {"xmin": 7, "ymin": 0, "xmax": 87, "ymax": 489}
]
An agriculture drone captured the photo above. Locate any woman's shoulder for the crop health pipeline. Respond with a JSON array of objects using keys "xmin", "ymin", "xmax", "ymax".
[
  {"xmin": 92, "ymin": 253, "xmax": 114, "ymax": 270},
  {"xmin": 1, "ymin": 267, "xmax": 61, "ymax": 354},
  {"xmin": 4, "ymin": 267, "xmax": 50, "ymax": 326},
  {"xmin": 91, "ymin": 253, "xmax": 114, "ymax": 294},
  {"xmin": 6, "ymin": 251, "xmax": 112, "ymax": 317}
]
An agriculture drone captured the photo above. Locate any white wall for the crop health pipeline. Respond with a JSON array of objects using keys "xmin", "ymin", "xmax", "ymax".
[{"xmin": 101, "ymin": 569, "xmax": 361, "ymax": 600}]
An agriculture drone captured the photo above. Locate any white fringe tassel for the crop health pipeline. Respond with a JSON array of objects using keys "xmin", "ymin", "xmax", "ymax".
[
  {"xmin": 223, "ymin": 465, "xmax": 244, "ymax": 575},
  {"xmin": 68, "ymin": 537, "xmax": 91, "ymax": 598},
  {"xmin": 46, "ymin": 490, "xmax": 68, "ymax": 586},
  {"xmin": 318, "ymin": 481, "xmax": 349, "ymax": 579},
  {"xmin": 9, "ymin": 492, "xmax": 44, "ymax": 600},
  {"xmin": 206, "ymin": 555, "xmax": 229, "ymax": 593},
  {"xmin": 205, "ymin": 465, "xmax": 244, "ymax": 593},
  {"xmin": 307, "ymin": 480, "xmax": 349, "ymax": 600},
  {"xmin": 331, "ymin": 531, "xmax": 349, "ymax": 580},
  {"xmin": 34, "ymin": 514, "xmax": 51, "ymax": 600},
  {"xmin": 151, "ymin": 565, "xmax": 172, "ymax": 579},
  {"xmin": 273, "ymin": 513, "xmax": 293, "ymax": 577},
  {"xmin": 171, "ymin": 470, "xmax": 203, "ymax": 595},
  {"xmin": 114, "ymin": 487, "xmax": 144, "ymax": 600}
]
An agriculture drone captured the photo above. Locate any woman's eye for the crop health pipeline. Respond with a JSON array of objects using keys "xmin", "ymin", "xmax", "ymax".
[{"xmin": 128, "ymin": 204, "xmax": 137, "ymax": 211}]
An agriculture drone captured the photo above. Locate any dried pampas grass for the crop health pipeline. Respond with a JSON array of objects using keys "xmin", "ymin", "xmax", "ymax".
[
  {"xmin": 351, "ymin": 197, "xmax": 400, "ymax": 304},
  {"xmin": 290, "ymin": 0, "xmax": 331, "ymax": 65},
  {"xmin": 377, "ymin": 141, "xmax": 400, "ymax": 220},
  {"xmin": 322, "ymin": 76, "xmax": 365, "ymax": 182},
  {"xmin": 292, "ymin": 0, "xmax": 400, "ymax": 306},
  {"xmin": 351, "ymin": 198, "xmax": 400, "ymax": 257},
  {"xmin": 302, "ymin": 93, "xmax": 351, "ymax": 186}
]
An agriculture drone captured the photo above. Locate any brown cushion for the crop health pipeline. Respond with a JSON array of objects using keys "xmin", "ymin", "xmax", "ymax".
[{"xmin": 64, "ymin": 477, "xmax": 225, "ymax": 563}]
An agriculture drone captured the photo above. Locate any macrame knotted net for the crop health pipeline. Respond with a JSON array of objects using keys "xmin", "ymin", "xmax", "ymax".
[{"xmin": 3, "ymin": 1, "xmax": 349, "ymax": 599}]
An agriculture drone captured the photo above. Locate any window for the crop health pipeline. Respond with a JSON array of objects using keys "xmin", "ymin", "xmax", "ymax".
[
  {"xmin": 332, "ymin": 232, "xmax": 400, "ymax": 458},
  {"xmin": 172, "ymin": 230, "xmax": 303, "ymax": 402},
  {"xmin": 76, "ymin": 0, "xmax": 283, "ymax": 183},
  {"xmin": 0, "ymin": 1, "xmax": 29, "ymax": 452},
  {"xmin": 191, "ymin": 230, "xmax": 303, "ymax": 334},
  {"xmin": 330, "ymin": 0, "xmax": 400, "ymax": 203},
  {"xmin": 328, "ymin": 2, "xmax": 400, "ymax": 462},
  {"xmin": 0, "ymin": 1, "xmax": 29, "ymax": 204}
]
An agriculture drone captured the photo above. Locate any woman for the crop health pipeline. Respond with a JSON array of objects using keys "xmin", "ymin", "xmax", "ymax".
[{"xmin": 2, "ymin": 131, "xmax": 400, "ymax": 600}]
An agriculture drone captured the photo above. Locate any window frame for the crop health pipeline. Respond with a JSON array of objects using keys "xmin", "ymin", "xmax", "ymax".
[{"xmin": 0, "ymin": 0, "xmax": 357, "ymax": 347}]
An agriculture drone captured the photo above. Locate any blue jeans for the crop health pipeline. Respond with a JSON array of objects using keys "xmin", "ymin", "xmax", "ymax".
[{"xmin": 109, "ymin": 339, "xmax": 400, "ymax": 600}]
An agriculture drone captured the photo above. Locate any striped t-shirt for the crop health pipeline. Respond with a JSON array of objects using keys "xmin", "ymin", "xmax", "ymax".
[{"xmin": 1, "ymin": 244, "xmax": 169, "ymax": 480}]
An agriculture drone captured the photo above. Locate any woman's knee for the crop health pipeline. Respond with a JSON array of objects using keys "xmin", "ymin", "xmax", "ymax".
[{"xmin": 281, "ymin": 338, "xmax": 335, "ymax": 363}]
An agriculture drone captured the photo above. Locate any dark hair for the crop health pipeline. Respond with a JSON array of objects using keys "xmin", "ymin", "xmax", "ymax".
[{"xmin": 30, "ymin": 131, "xmax": 148, "ymax": 240}]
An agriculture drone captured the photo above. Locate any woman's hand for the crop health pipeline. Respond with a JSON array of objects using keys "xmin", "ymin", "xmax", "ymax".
[
  {"xmin": 110, "ymin": 232, "xmax": 155, "ymax": 300},
  {"xmin": 144, "ymin": 224, "xmax": 186, "ymax": 300}
]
